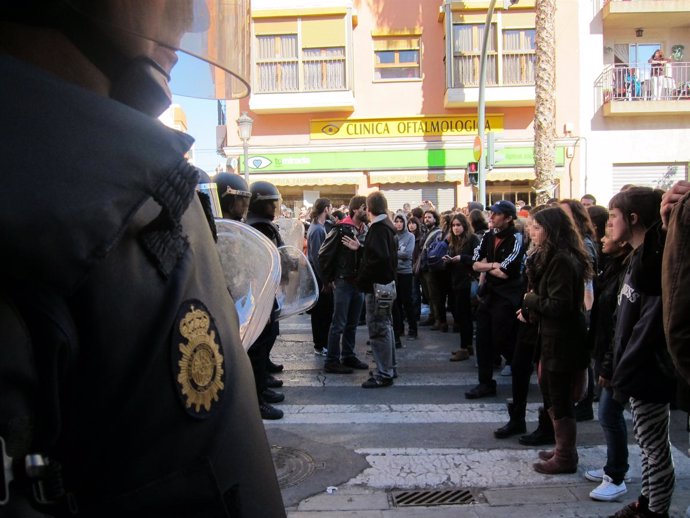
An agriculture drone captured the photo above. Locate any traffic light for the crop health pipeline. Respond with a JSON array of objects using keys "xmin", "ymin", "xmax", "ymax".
[
  {"xmin": 503, "ymin": 0, "xmax": 519, "ymax": 8},
  {"xmin": 467, "ymin": 161, "xmax": 479, "ymax": 185},
  {"xmin": 486, "ymin": 132, "xmax": 505, "ymax": 170}
]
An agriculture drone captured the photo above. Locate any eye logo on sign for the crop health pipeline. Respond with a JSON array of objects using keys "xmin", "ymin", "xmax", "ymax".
[
  {"xmin": 249, "ymin": 156, "xmax": 272, "ymax": 169},
  {"xmin": 320, "ymin": 123, "xmax": 342, "ymax": 136}
]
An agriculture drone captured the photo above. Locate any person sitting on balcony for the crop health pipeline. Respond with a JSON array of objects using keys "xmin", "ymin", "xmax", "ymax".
[{"xmin": 625, "ymin": 68, "xmax": 641, "ymax": 100}]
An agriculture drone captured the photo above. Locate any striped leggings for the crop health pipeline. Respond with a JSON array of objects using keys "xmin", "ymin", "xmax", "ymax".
[{"xmin": 630, "ymin": 398, "xmax": 675, "ymax": 514}]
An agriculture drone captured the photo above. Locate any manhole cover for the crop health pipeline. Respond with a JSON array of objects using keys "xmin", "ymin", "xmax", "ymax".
[
  {"xmin": 271, "ymin": 446, "xmax": 316, "ymax": 488},
  {"xmin": 390, "ymin": 488, "xmax": 478, "ymax": 507}
]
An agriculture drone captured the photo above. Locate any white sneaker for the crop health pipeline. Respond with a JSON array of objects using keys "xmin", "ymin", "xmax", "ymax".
[
  {"xmin": 585, "ymin": 468, "xmax": 631, "ymax": 483},
  {"xmin": 500, "ymin": 365, "xmax": 512, "ymax": 376},
  {"xmin": 589, "ymin": 475, "xmax": 627, "ymax": 502}
]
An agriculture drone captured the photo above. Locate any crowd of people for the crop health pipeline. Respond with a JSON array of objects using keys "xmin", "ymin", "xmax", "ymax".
[{"xmin": 268, "ymin": 184, "xmax": 690, "ymax": 518}]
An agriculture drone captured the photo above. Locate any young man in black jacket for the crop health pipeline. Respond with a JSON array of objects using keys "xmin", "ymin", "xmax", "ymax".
[
  {"xmin": 343, "ymin": 192, "xmax": 398, "ymax": 387},
  {"xmin": 466, "ymin": 200, "xmax": 525, "ymax": 399}
]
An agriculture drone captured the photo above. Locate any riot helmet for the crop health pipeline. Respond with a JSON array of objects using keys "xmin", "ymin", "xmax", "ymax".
[
  {"xmin": 249, "ymin": 181, "xmax": 281, "ymax": 220},
  {"xmin": 0, "ymin": 0, "xmax": 252, "ymax": 116},
  {"xmin": 215, "ymin": 172, "xmax": 251, "ymax": 221}
]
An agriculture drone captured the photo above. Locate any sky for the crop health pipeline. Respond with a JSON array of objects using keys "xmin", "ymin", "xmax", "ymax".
[{"xmin": 172, "ymin": 94, "xmax": 226, "ymax": 176}]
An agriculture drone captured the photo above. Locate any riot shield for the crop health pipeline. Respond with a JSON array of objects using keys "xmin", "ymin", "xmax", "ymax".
[
  {"xmin": 216, "ymin": 219, "xmax": 281, "ymax": 349},
  {"xmin": 275, "ymin": 245, "xmax": 319, "ymax": 321},
  {"xmin": 274, "ymin": 217, "xmax": 305, "ymax": 251}
]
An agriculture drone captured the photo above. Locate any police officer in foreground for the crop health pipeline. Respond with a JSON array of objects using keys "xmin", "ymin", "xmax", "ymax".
[
  {"xmin": 246, "ymin": 181, "xmax": 286, "ymax": 420},
  {"xmin": 0, "ymin": 1, "xmax": 285, "ymax": 516},
  {"xmin": 215, "ymin": 172, "xmax": 252, "ymax": 222}
]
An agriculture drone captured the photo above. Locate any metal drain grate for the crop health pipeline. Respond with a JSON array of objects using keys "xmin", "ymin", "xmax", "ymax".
[
  {"xmin": 390, "ymin": 488, "xmax": 477, "ymax": 507},
  {"xmin": 271, "ymin": 446, "xmax": 316, "ymax": 489}
]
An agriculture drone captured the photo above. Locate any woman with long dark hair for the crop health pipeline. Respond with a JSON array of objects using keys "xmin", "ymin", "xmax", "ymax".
[
  {"xmin": 520, "ymin": 206, "xmax": 592, "ymax": 475},
  {"xmin": 442, "ymin": 213, "xmax": 479, "ymax": 361},
  {"xmin": 408, "ymin": 215, "xmax": 424, "ymax": 328}
]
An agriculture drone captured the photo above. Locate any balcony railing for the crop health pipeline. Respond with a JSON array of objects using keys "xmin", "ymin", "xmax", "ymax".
[
  {"xmin": 595, "ymin": 62, "xmax": 690, "ymax": 106},
  {"xmin": 452, "ymin": 53, "xmax": 535, "ymax": 88},
  {"xmin": 255, "ymin": 55, "xmax": 347, "ymax": 94}
]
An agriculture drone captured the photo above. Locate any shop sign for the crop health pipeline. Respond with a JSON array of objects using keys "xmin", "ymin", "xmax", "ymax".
[{"xmin": 310, "ymin": 115, "xmax": 504, "ymax": 140}]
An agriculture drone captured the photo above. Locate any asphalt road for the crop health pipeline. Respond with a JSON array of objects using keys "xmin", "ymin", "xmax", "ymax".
[{"xmin": 264, "ymin": 313, "xmax": 690, "ymax": 517}]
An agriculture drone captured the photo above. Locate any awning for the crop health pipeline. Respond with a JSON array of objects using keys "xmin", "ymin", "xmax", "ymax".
[
  {"xmin": 487, "ymin": 168, "xmax": 535, "ymax": 182},
  {"xmin": 249, "ymin": 171, "xmax": 362, "ymax": 187},
  {"xmin": 369, "ymin": 169, "xmax": 466, "ymax": 184}
]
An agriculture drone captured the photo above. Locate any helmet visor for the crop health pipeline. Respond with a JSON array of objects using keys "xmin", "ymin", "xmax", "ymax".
[
  {"xmin": 71, "ymin": 0, "xmax": 251, "ymax": 99},
  {"xmin": 169, "ymin": 0, "xmax": 251, "ymax": 100}
]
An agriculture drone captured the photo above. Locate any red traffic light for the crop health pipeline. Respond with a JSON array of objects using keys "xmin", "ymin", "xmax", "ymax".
[{"xmin": 467, "ymin": 161, "xmax": 478, "ymax": 173}]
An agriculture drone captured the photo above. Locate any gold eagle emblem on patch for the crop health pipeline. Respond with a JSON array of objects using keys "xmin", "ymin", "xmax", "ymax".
[{"xmin": 176, "ymin": 304, "xmax": 225, "ymax": 413}]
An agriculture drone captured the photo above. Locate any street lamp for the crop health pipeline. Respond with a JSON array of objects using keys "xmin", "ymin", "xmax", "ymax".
[
  {"xmin": 477, "ymin": 0, "xmax": 518, "ymax": 206},
  {"xmin": 236, "ymin": 112, "xmax": 253, "ymax": 183}
]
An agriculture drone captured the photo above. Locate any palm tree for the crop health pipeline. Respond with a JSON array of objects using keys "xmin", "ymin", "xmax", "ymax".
[{"xmin": 533, "ymin": 0, "xmax": 557, "ymax": 204}]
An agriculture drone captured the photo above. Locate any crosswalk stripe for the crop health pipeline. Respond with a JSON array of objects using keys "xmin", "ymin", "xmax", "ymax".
[
  {"xmin": 277, "ymin": 371, "xmax": 526, "ymax": 387},
  {"xmin": 263, "ymin": 402, "xmax": 616, "ymax": 425}
]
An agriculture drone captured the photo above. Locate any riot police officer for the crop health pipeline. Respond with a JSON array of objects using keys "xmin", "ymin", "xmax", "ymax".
[
  {"xmin": 215, "ymin": 172, "xmax": 252, "ymax": 222},
  {"xmin": 246, "ymin": 181, "xmax": 286, "ymax": 420},
  {"xmin": 0, "ymin": 1, "xmax": 285, "ymax": 516}
]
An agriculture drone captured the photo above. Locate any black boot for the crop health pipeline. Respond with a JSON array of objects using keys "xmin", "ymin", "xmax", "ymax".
[
  {"xmin": 494, "ymin": 401, "xmax": 527, "ymax": 439},
  {"xmin": 519, "ymin": 406, "xmax": 555, "ymax": 446}
]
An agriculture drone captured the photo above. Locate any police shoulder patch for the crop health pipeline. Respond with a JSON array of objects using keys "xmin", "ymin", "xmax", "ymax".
[{"xmin": 172, "ymin": 300, "xmax": 225, "ymax": 418}]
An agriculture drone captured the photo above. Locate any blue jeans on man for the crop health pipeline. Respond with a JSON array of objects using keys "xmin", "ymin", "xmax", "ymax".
[
  {"xmin": 326, "ymin": 278, "xmax": 364, "ymax": 364},
  {"xmin": 365, "ymin": 293, "xmax": 396, "ymax": 380}
]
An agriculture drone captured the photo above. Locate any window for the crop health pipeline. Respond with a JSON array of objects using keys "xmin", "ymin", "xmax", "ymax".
[
  {"xmin": 450, "ymin": 12, "xmax": 535, "ymax": 88},
  {"xmin": 373, "ymin": 36, "xmax": 421, "ymax": 80},
  {"xmin": 502, "ymin": 29, "xmax": 535, "ymax": 85},
  {"xmin": 254, "ymin": 16, "xmax": 348, "ymax": 93},
  {"xmin": 452, "ymin": 24, "xmax": 497, "ymax": 87}
]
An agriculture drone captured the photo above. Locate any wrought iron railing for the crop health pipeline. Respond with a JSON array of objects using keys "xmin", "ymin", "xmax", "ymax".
[
  {"xmin": 255, "ymin": 54, "xmax": 347, "ymax": 94},
  {"xmin": 451, "ymin": 53, "xmax": 534, "ymax": 88},
  {"xmin": 594, "ymin": 61, "xmax": 690, "ymax": 106}
]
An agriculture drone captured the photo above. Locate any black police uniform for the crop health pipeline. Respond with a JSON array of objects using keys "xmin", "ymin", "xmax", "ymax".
[{"xmin": 0, "ymin": 54, "xmax": 285, "ymax": 517}]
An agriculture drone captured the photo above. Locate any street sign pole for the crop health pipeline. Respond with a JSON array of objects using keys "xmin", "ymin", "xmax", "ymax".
[{"xmin": 477, "ymin": 0, "xmax": 497, "ymax": 209}]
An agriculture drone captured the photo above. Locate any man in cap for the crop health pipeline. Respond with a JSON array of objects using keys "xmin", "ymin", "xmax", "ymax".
[
  {"xmin": 0, "ymin": 1, "xmax": 284, "ymax": 515},
  {"xmin": 466, "ymin": 200, "xmax": 525, "ymax": 400}
]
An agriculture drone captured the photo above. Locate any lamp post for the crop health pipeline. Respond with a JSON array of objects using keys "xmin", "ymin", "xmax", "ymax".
[
  {"xmin": 477, "ymin": 0, "xmax": 518, "ymax": 207},
  {"xmin": 236, "ymin": 112, "xmax": 253, "ymax": 183}
]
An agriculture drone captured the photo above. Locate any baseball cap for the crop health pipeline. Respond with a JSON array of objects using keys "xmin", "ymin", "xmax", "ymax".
[{"xmin": 489, "ymin": 200, "xmax": 517, "ymax": 218}]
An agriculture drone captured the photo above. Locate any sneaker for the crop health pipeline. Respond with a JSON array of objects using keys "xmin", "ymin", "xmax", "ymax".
[
  {"xmin": 450, "ymin": 350, "xmax": 470, "ymax": 362},
  {"xmin": 324, "ymin": 362, "xmax": 353, "ymax": 374},
  {"xmin": 465, "ymin": 381, "xmax": 497, "ymax": 399},
  {"xmin": 260, "ymin": 402, "xmax": 284, "ymax": 420},
  {"xmin": 585, "ymin": 468, "xmax": 631, "ymax": 483},
  {"xmin": 342, "ymin": 356, "xmax": 369, "ymax": 370},
  {"xmin": 500, "ymin": 365, "xmax": 512, "ymax": 376},
  {"xmin": 590, "ymin": 475, "xmax": 627, "ymax": 502},
  {"xmin": 362, "ymin": 375, "xmax": 393, "ymax": 388},
  {"xmin": 262, "ymin": 388, "xmax": 285, "ymax": 404},
  {"xmin": 265, "ymin": 375, "xmax": 283, "ymax": 388},
  {"xmin": 267, "ymin": 360, "xmax": 284, "ymax": 373},
  {"xmin": 314, "ymin": 347, "xmax": 328, "ymax": 356}
]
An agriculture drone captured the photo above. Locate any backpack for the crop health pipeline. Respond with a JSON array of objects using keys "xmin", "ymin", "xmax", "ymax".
[{"xmin": 426, "ymin": 237, "xmax": 449, "ymax": 272}]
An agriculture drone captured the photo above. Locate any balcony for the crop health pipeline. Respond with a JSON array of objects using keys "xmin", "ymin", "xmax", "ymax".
[
  {"xmin": 250, "ymin": 52, "xmax": 354, "ymax": 114},
  {"xmin": 595, "ymin": 62, "xmax": 690, "ymax": 116},
  {"xmin": 445, "ymin": 54, "xmax": 535, "ymax": 107},
  {"xmin": 599, "ymin": 0, "xmax": 690, "ymax": 30}
]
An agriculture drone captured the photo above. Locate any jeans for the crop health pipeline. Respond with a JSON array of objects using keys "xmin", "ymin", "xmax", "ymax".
[
  {"xmin": 393, "ymin": 273, "xmax": 417, "ymax": 339},
  {"xmin": 365, "ymin": 293, "xmax": 396, "ymax": 379},
  {"xmin": 598, "ymin": 386, "xmax": 629, "ymax": 484},
  {"xmin": 475, "ymin": 293, "xmax": 518, "ymax": 384},
  {"xmin": 451, "ymin": 281, "xmax": 473, "ymax": 349},
  {"xmin": 327, "ymin": 278, "xmax": 364, "ymax": 363},
  {"xmin": 310, "ymin": 278, "xmax": 333, "ymax": 349}
]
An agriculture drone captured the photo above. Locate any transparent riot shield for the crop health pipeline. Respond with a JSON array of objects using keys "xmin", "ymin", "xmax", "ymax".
[
  {"xmin": 274, "ymin": 217, "xmax": 305, "ymax": 251},
  {"xmin": 216, "ymin": 219, "xmax": 281, "ymax": 349},
  {"xmin": 275, "ymin": 246, "xmax": 319, "ymax": 321}
]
